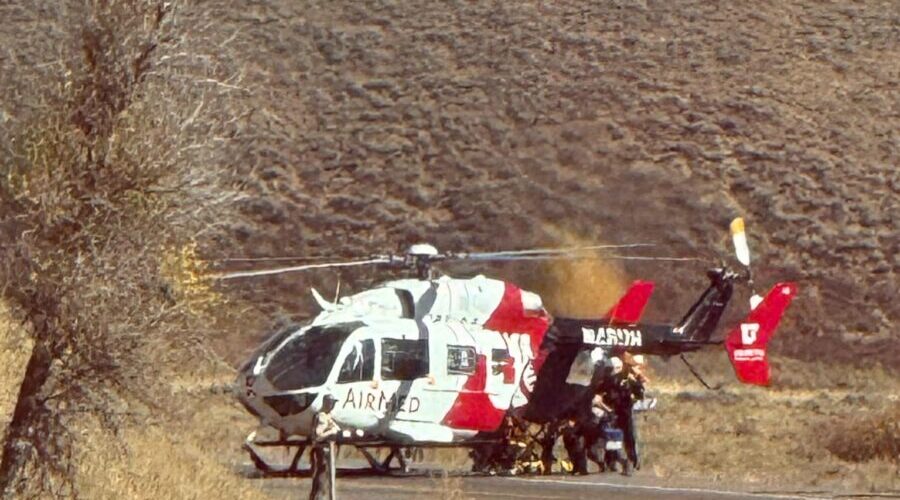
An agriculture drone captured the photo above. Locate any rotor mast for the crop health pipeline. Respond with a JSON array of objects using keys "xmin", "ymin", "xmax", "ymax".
[{"xmin": 405, "ymin": 244, "xmax": 440, "ymax": 280}]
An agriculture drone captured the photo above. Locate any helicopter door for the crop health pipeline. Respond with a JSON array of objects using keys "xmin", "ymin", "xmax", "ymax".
[
  {"xmin": 331, "ymin": 338, "xmax": 379, "ymax": 429},
  {"xmin": 378, "ymin": 331, "xmax": 432, "ymax": 424},
  {"xmin": 422, "ymin": 322, "xmax": 473, "ymax": 429}
]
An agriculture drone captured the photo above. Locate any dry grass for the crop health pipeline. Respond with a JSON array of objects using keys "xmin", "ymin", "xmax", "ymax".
[
  {"xmin": 75, "ymin": 420, "xmax": 267, "ymax": 500},
  {"xmin": 641, "ymin": 351, "xmax": 900, "ymax": 493},
  {"xmin": 825, "ymin": 403, "xmax": 899, "ymax": 465},
  {"xmin": 71, "ymin": 361, "xmax": 269, "ymax": 499}
]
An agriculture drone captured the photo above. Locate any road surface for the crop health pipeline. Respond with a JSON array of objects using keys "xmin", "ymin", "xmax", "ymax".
[{"xmin": 250, "ymin": 465, "xmax": 832, "ymax": 500}]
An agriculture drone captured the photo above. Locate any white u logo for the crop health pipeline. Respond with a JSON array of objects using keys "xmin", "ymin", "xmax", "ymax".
[{"xmin": 740, "ymin": 323, "xmax": 760, "ymax": 345}]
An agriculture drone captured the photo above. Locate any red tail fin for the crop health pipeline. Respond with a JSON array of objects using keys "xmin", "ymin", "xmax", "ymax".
[
  {"xmin": 606, "ymin": 281, "xmax": 655, "ymax": 324},
  {"xmin": 725, "ymin": 283, "xmax": 798, "ymax": 386}
]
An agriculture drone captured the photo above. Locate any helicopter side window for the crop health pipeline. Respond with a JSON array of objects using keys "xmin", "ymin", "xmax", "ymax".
[
  {"xmin": 447, "ymin": 345, "xmax": 477, "ymax": 375},
  {"xmin": 394, "ymin": 289, "xmax": 415, "ymax": 319},
  {"xmin": 381, "ymin": 338, "xmax": 429, "ymax": 380},
  {"xmin": 338, "ymin": 339, "xmax": 375, "ymax": 383}
]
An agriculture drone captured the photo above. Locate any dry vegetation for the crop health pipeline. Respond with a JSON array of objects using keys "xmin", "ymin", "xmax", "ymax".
[
  {"xmin": 642, "ymin": 351, "xmax": 899, "ymax": 493},
  {"xmin": 0, "ymin": 0, "xmax": 897, "ymax": 498},
  {"xmin": 0, "ymin": 0, "xmax": 252, "ymax": 496},
  {"xmin": 203, "ymin": 0, "xmax": 898, "ymax": 370},
  {"xmin": 73, "ymin": 371, "xmax": 268, "ymax": 500}
]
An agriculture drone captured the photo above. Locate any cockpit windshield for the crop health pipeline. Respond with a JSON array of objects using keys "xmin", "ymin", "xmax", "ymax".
[{"xmin": 265, "ymin": 322, "xmax": 361, "ymax": 391}]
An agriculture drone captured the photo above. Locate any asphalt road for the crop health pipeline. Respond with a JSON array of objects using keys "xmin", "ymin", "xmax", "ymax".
[{"xmin": 252, "ymin": 467, "xmax": 824, "ymax": 500}]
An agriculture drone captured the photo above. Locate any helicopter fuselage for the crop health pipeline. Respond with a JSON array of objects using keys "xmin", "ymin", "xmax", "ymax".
[
  {"xmin": 236, "ymin": 269, "xmax": 794, "ymax": 444},
  {"xmin": 236, "ymin": 275, "xmax": 550, "ymax": 443}
]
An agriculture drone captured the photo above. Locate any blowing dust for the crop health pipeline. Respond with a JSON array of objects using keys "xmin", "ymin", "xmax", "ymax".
[{"xmin": 529, "ymin": 227, "xmax": 628, "ymax": 318}]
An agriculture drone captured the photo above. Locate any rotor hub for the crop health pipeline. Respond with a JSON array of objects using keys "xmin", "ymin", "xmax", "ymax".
[{"xmin": 406, "ymin": 243, "xmax": 439, "ymax": 257}]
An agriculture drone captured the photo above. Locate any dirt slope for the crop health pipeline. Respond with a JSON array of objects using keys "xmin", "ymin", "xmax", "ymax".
[{"xmin": 192, "ymin": 0, "xmax": 899, "ymax": 366}]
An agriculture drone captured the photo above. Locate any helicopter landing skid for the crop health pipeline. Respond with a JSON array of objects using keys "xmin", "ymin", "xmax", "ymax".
[
  {"xmin": 243, "ymin": 431, "xmax": 309, "ymax": 476},
  {"xmin": 244, "ymin": 432, "xmax": 411, "ymax": 476},
  {"xmin": 357, "ymin": 446, "xmax": 410, "ymax": 475}
]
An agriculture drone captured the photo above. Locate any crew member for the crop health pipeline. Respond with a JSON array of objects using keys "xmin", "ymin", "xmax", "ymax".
[
  {"xmin": 587, "ymin": 357, "xmax": 631, "ymax": 474},
  {"xmin": 617, "ymin": 353, "xmax": 648, "ymax": 472},
  {"xmin": 310, "ymin": 394, "xmax": 341, "ymax": 500},
  {"xmin": 538, "ymin": 422, "xmax": 559, "ymax": 475},
  {"xmin": 562, "ymin": 416, "xmax": 588, "ymax": 475},
  {"xmin": 583, "ymin": 394, "xmax": 615, "ymax": 472},
  {"xmin": 563, "ymin": 365, "xmax": 611, "ymax": 478}
]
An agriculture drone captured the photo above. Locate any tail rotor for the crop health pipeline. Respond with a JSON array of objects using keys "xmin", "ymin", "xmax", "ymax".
[
  {"xmin": 730, "ymin": 217, "xmax": 763, "ymax": 309},
  {"xmin": 726, "ymin": 217, "xmax": 799, "ymax": 385}
]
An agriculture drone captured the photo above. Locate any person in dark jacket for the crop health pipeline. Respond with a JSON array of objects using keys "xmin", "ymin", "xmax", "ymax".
[
  {"xmin": 583, "ymin": 394, "xmax": 628, "ymax": 473},
  {"xmin": 538, "ymin": 422, "xmax": 560, "ymax": 475},
  {"xmin": 310, "ymin": 394, "xmax": 340, "ymax": 500},
  {"xmin": 585, "ymin": 357, "xmax": 633, "ymax": 475},
  {"xmin": 561, "ymin": 417, "xmax": 589, "ymax": 475},
  {"xmin": 606, "ymin": 353, "xmax": 647, "ymax": 473}
]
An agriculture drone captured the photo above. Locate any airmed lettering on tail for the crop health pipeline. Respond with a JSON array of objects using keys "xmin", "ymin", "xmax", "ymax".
[{"xmin": 582, "ymin": 327, "xmax": 643, "ymax": 347}]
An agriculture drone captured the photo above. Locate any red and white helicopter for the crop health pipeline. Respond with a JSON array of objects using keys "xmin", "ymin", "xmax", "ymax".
[{"xmin": 224, "ymin": 218, "xmax": 797, "ymax": 474}]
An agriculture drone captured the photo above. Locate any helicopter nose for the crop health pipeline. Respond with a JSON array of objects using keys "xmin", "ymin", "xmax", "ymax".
[{"xmin": 235, "ymin": 371, "xmax": 262, "ymax": 417}]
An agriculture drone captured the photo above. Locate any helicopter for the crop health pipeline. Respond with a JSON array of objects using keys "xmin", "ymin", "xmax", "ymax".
[{"xmin": 223, "ymin": 218, "xmax": 797, "ymax": 474}]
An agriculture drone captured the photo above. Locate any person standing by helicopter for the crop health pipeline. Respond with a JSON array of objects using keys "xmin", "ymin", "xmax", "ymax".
[
  {"xmin": 310, "ymin": 394, "xmax": 341, "ymax": 500},
  {"xmin": 623, "ymin": 353, "xmax": 648, "ymax": 470},
  {"xmin": 606, "ymin": 353, "xmax": 647, "ymax": 473}
]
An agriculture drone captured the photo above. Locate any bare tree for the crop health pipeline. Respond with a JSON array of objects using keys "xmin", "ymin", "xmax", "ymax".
[{"xmin": 0, "ymin": 1, "xmax": 249, "ymax": 496}]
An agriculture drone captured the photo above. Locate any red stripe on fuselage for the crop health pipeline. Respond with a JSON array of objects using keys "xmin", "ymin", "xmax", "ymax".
[{"xmin": 444, "ymin": 283, "xmax": 553, "ymax": 432}]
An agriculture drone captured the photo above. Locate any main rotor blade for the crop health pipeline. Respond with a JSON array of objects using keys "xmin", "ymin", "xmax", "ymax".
[
  {"xmin": 444, "ymin": 253, "xmax": 701, "ymax": 263},
  {"xmin": 212, "ymin": 255, "xmax": 338, "ymax": 263},
  {"xmin": 602, "ymin": 254, "xmax": 704, "ymax": 262},
  {"xmin": 214, "ymin": 257, "xmax": 391, "ymax": 280},
  {"xmin": 452, "ymin": 243, "xmax": 655, "ymax": 261}
]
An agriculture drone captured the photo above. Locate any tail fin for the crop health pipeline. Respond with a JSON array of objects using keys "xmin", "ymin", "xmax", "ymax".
[
  {"xmin": 725, "ymin": 283, "xmax": 798, "ymax": 386},
  {"xmin": 605, "ymin": 281, "xmax": 654, "ymax": 324},
  {"xmin": 675, "ymin": 269, "xmax": 735, "ymax": 343}
]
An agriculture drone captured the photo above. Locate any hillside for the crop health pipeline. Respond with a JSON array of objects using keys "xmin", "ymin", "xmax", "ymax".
[
  {"xmin": 198, "ymin": 0, "xmax": 897, "ymax": 366},
  {"xmin": 3, "ymin": 1, "xmax": 896, "ymax": 363}
]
